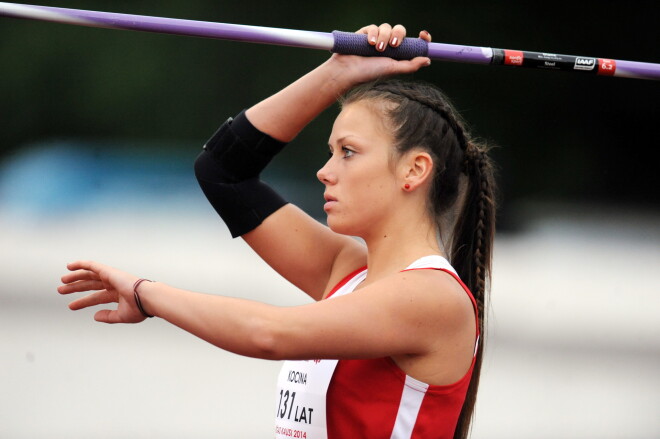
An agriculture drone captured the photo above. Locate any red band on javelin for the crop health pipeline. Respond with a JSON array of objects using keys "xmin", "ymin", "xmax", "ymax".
[
  {"xmin": 504, "ymin": 50, "xmax": 524, "ymax": 66},
  {"xmin": 598, "ymin": 58, "xmax": 616, "ymax": 76}
]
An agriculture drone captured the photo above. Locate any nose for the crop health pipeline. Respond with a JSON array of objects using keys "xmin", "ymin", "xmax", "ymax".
[{"xmin": 317, "ymin": 159, "xmax": 336, "ymax": 185}]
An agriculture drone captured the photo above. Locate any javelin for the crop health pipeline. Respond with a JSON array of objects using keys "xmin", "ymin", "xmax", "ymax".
[{"xmin": 1, "ymin": 2, "xmax": 658, "ymax": 81}]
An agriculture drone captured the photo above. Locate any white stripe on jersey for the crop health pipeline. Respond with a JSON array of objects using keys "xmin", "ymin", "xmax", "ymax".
[{"xmin": 390, "ymin": 375, "xmax": 429, "ymax": 439}]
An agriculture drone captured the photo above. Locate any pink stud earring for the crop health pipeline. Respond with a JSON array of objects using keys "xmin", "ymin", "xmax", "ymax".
[{"xmin": 404, "ymin": 184, "xmax": 410, "ymax": 190}]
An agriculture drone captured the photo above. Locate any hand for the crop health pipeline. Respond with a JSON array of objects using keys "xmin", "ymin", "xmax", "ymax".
[
  {"xmin": 358, "ymin": 23, "xmax": 432, "ymax": 52},
  {"xmin": 58, "ymin": 260, "xmax": 146, "ymax": 323},
  {"xmin": 326, "ymin": 24, "xmax": 432, "ymax": 86}
]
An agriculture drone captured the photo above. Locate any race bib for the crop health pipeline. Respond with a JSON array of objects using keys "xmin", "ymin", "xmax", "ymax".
[
  {"xmin": 274, "ymin": 358, "xmax": 338, "ymax": 439},
  {"xmin": 274, "ymin": 268, "xmax": 368, "ymax": 439}
]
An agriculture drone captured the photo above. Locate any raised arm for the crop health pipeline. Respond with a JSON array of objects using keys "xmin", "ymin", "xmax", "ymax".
[
  {"xmin": 206, "ymin": 25, "xmax": 432, "ymax": 300},
  {"xmin": 246, "ymin": 25, "xmax": 431, "ymax": 142}
]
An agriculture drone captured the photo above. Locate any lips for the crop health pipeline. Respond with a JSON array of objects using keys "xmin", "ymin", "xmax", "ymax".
[{"xmin": 323, "ymin": 193, "xmax": 337, "ymax": 212}]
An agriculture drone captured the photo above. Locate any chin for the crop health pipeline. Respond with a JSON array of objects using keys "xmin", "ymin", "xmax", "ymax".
[{"xmin": 326, "ymin": 215, "xmax": 364, "ymax": 238}]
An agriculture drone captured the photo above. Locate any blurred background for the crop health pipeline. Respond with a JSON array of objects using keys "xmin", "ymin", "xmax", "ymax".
[{"xmin": 1, "ymin": 1, "xmax": 658, "ymax": 438}]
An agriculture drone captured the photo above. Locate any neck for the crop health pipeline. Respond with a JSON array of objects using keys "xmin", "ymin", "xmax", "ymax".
[{"xmin": 361, "ymin": 212, "xmax": 444, "ymax": 283}]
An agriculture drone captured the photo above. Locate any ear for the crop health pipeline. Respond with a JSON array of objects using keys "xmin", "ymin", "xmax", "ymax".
[{"xmin": 400, "ymin": 150, "xmax": 434, "ymax": 191}]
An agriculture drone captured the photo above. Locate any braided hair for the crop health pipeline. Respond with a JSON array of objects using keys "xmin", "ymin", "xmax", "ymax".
[{"xmin": 342, "ymin": 79, "xmax": 497, "ymax": 439}]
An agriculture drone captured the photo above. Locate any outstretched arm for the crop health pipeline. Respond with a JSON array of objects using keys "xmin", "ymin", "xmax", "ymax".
[{"xmin": 58, "ymin": 259, "xmax": 473, "ymax": 369}]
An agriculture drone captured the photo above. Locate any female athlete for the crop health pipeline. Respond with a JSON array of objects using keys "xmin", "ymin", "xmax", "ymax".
[{"xmin": 58, "ymin": 24, "xmax": 497, "ymax": 439}]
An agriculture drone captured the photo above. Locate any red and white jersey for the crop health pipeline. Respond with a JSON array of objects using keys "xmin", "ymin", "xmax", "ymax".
[{"xmin": 275, "ymin": 255, "xmax": 479, "ymax": 439}]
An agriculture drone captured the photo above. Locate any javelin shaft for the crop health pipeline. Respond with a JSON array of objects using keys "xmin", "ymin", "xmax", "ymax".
[
  {"xmin": 1, "ymin": 2, "xmax": 658, "ymax": 81},
  {"xmin": 0, "ymin": 2, "xmax": 334, "ymax": 50}
]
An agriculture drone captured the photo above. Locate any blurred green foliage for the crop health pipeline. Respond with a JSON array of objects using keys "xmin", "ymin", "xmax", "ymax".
[{"xmin": 1, "ymin": 0, "xmax": 659, "ymax": 215}]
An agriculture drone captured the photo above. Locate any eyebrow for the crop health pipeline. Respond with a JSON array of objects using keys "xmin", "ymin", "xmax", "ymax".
[{"xmin": 328, "ymin": 135, "xmax": 359, "ymax": 149}]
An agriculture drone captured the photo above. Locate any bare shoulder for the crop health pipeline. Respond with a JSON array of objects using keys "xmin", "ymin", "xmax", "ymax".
[
  {"xmin": 382, "ymin": 269, "xmax": 477, "ymax": 384},
  {"xmin": 399, "ymin": 269, "xmax": 471, "ymax": 303},
  {"xmin": 377, "ymin": 269, "xmax": 476, "ymax": 333}
]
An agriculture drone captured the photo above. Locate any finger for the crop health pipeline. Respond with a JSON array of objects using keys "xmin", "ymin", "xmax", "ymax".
[
  {"xmin": 58, "ymin": 279, "xmax": 104, "ymax": 295},
  {"xmin": 390, "ymin": 24, "xmax": 406, "ymax": 47},
  {"xmin": 68, "ymin": 289, "xmax": 115, "ymax": 310},
  {"xmin": 66, "ymin": 260, "xmax": 104, "ymax": 274},
  {"xmin": 94, "ymin": 309, "xmax": 122, "ymax": 324},
  {"xmin": 357, "ymin": 24, "xmax": 379, "ymax": 46},
  {"xmin": 95, "ymin": 309, "xmax": 144, "ymax": 324},
  {"xmin": 385, "ymin": 57, "xmax": 432, "ymax": 75},
  {"xmin": 419, "ymin": 30, "xmax": 432, "ymax": 42},
  {"xmin": 409, "ymin": 57, "xmax": 432, "ymax": 70},
  {"xmin": 94, "ymin": 309, "xmax": 113, "ymax": 323},
  {"xmin": 60, "ymin": 269, "xmax": 100, "ymax": 285},
  {"xmin": 376, "ymin": 23, "xmax": 392, "ymax": 52}
]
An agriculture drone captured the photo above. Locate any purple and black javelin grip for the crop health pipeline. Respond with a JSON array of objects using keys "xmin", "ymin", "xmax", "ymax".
[
  {"xmin": 1, "ymin": 2, "xmax": 659, "ymax": 80},
  {"xmin": 331, "ymin": 31, "xmax": 428, "ymax": 60}
]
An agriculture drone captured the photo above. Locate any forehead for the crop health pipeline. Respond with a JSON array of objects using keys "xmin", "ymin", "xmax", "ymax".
[{"xmin": 329, "ymin": 101, "xmax": 393, "ymax": 146}]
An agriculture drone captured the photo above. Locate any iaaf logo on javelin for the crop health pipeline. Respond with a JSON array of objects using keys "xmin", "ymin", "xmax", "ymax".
[{"xmin": 574, "ymin": 57, "xmax": 596, "ymax": 71}]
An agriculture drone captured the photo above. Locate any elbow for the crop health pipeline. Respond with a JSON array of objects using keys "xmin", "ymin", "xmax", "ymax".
[
  {"xmin": 249, "ymin": 316, "xmax": 289, "ymax": 361},
  {"xmin": 194, "ymin": 149, "xmax": 226, "ymax": 184}
]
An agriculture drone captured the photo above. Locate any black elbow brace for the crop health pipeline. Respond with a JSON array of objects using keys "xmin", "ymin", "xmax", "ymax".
[{"xmin": 195, "ymin": 111, "xmax": 288, "ymax": 238}]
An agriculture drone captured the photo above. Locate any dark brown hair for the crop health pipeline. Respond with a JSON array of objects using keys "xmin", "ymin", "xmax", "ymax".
[{"xmin": 343, "ymin": 79, "xmax": 497, "ymax": 439}]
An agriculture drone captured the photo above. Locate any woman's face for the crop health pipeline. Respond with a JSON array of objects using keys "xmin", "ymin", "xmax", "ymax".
[{"xmin": 318, "ymin": 101, "xmax": 401, "ymax": 237}]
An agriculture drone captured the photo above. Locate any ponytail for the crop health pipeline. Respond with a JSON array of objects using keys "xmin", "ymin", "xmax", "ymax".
[{"xmin": 451, "ymin": 143, "xmax": 497, "ymax": 439}]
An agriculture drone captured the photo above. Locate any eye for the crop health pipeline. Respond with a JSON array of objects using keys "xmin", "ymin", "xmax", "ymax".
[{"xmin": 341, "ymin": 147, "xmax": 355, "ymax": 158}]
